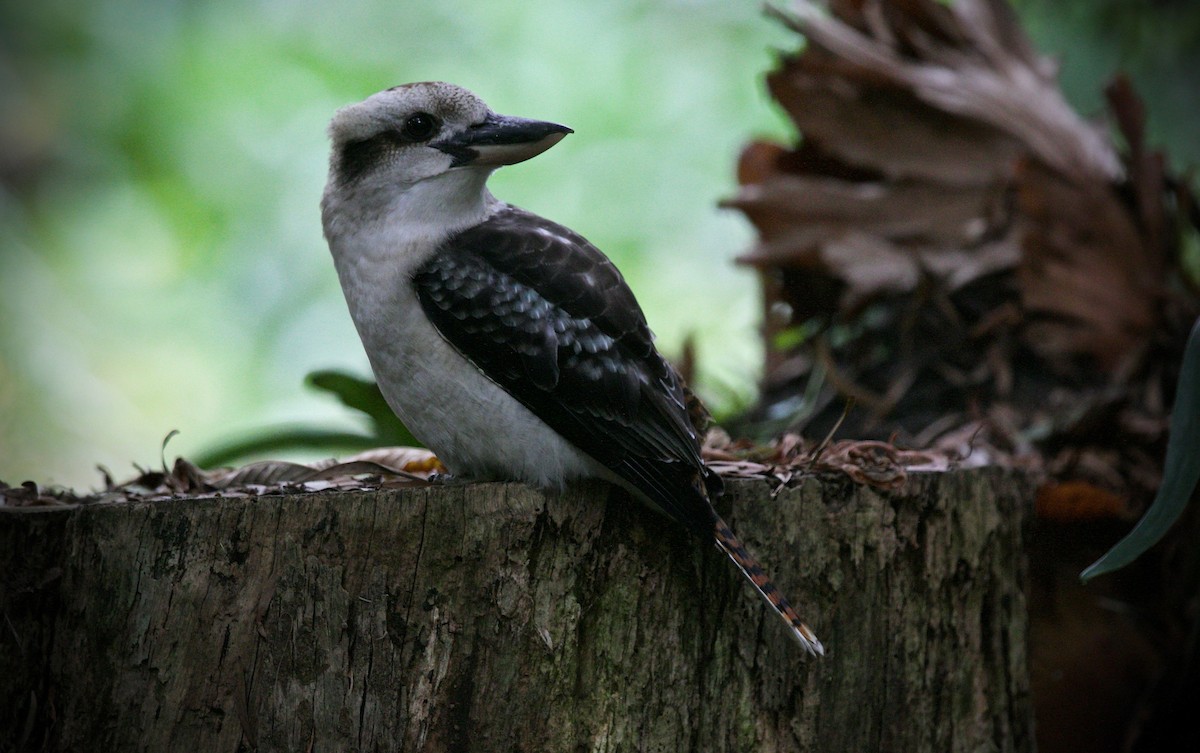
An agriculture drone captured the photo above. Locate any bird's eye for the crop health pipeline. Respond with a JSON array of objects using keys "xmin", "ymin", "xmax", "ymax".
[{"xmin": 400, "ymin": 112, "xmax": 439, "ymax": 142}]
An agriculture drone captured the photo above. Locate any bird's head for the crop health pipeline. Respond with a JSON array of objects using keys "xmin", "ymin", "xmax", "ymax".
[{"xmin": 326, "ymin": 82, "xmax": 572, "ymax": 190}]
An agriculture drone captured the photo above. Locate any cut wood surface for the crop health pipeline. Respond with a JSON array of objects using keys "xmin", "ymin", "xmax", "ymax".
[{"xmin": 2, "ymin": 471, "xmax": 1032, "ymax": 752}]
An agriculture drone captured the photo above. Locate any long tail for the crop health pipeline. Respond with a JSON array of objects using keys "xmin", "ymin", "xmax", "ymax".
[{"xmin": 714, "ymin": 517, "xmax": 825, "ymax": 657}]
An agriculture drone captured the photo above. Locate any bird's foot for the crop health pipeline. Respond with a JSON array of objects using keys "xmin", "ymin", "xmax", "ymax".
[{"xmin": 428, "ymin": 471, "xmax": 468, "ymax": 486}]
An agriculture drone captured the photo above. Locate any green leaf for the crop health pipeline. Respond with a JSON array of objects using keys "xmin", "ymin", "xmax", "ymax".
[
  {"xmin": 1081, "ymin": 316, "xmax": 1200, "ymax": 582},
  {"xmin": 305, "ymin": 370, "xmax": 392, "ymax": 423},
  {"xmin": 194, "ymin": 371, "xmax": 423, "ymax": 468},
  {"xmin": 194, "ymin": 429, "xmax": 383, "ymax": 469},
  {"xmin": 305, "ymin": 370, "xmax": 422, "ymax": 447}
]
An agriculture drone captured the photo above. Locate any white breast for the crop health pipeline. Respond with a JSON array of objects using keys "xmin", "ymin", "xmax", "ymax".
[{"xmin": 328, "ymin": 227, "xmax": 604, "ymax": 489}]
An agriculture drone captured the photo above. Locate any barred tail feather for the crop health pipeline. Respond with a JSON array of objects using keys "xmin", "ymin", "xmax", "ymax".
[{"xmin": 714, "ymin": 518, "xmax": 825, "ymax": 657}]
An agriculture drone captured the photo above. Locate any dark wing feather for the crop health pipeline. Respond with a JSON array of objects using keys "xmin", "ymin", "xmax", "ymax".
[{"xmin": 413, "ymin": 206, "xmax": 720, "ymax": 536}]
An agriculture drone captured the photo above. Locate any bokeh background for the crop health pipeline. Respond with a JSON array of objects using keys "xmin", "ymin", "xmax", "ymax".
[{"xmin": 1, "ymin": 0, "xmax": 1196, "ymax": 489}]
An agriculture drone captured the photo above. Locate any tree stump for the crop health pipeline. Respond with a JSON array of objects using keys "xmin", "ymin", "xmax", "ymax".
[{"xmin": 2, "ymin": 471, "xmax": 1032, "ymax": 752}]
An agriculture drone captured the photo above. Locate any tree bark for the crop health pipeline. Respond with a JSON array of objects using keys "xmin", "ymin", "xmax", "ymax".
[{"xmin": 2, "ymin": 471, "xmax": 1032, "ymax": 753}]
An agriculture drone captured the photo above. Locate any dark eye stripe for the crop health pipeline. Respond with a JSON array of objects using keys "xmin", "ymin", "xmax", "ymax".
[
  {"xmin": 337, "ymin": 134, "xmax": 394, "ymax": 185},
  {"xmin": 336, "ymin": 111, "xmax": 444, "ymax": 185}
]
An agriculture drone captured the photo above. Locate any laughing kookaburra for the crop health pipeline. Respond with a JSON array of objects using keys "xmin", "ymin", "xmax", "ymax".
[{"xmin": 320, "ymin": 82, "xmax": 822, "ymax": 655}]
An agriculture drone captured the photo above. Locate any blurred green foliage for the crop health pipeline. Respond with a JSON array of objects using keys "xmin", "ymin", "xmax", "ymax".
[
  {"xmin": 1011, "ymin": 0, "xmax": 1200, "ymax": 167},
  {"xmin": 0, "ymin": 0, "xmax": 1196, "ymax": 488},
  {"xmin": 0, "ymin": 0, "xmax": 794, "ymax": 486}
]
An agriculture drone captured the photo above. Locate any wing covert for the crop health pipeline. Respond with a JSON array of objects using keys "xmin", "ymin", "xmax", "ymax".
[{"xmin": 413, "ymin": 206, "xmax": 718, "ymax": 533}]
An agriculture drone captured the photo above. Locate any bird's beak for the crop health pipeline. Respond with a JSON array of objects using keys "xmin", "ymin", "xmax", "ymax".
[{"xmin": 436, "ymin": 113, "xmax": 573, "ymax": 168}]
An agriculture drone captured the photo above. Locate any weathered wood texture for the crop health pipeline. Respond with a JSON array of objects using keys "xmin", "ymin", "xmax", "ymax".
[{"xmin": 2, "ymin": 471, "xmax": 1032, "ymax": 752}]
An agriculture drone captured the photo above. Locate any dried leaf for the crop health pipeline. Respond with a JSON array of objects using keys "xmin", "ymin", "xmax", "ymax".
[
  {"xmin": 731, "ymin": 0, "xmax": 1197, "ymax": 492},
  {"xmin": 0, "ymin": 480, "xmax": 77, "ymax": 508},
  {"xmin": 209, "ymin": 460, "xmax": 322, "ymax": 488},
  {"xmin": 1016, "ymin": 158, "xmax": 1161, "ymax": 370},
  {"xmin": 703, "ymin": 432, "xmax": 958, "ymax": 491},
  {"xmin": 772, "ymin": 0, "xmax": 1121, "ymax": 183}
]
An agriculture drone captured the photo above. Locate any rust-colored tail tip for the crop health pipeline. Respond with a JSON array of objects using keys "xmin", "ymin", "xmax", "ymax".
[{"xmin": 713, "ymin": 517, "xmax": 826, "ymax": 658}]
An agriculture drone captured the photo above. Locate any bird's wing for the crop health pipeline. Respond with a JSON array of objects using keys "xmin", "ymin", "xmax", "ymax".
[{"xmin": 413, "ymin": 206, "xmax": 720, "ymax": 534}]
